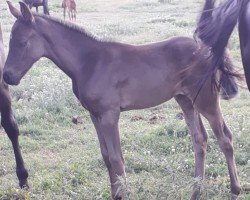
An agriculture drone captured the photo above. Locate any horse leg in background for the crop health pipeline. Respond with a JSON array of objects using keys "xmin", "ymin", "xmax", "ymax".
[
  {"xmin": 63, "ymin": 7, "xmax": 66, "ymax": 20},
  {"xmin": 43, "ymin": 0, "xmax": 50, "ymax": 15},
  {"xmin": 90, "ymin": 110, "xmax": 125, "ymax": 200},
  {"xmin": 35, "ymin": 6, "xmax": 38, "ymax": 13},
  {"xmin": 69, "ymin": 11, "xmax": 72, "ymax": 21},
  {"xmin": 72, "ymin": 10, "xmax": 75, "ymax": 22},
  {"xmin": 68, "ymin": 10, "xmax": 71, "ymax": 21},
  {"xmin": 175, "ymin": 95, "xmax": 208, "ymax": 200},
  {"xmin": 71, "ymin": 11, "xmax": 74, "ymax": 22},
  {"xmin": 196, "ymin": 95, "xmax": 241, "ymax": 200},
  {"xmin": 0, "ymin": 83, "xmax": 28, "ymax": 188},
  {"xmin": 73, "ymin": 10, "xmax": 76, "ymax": 21}
]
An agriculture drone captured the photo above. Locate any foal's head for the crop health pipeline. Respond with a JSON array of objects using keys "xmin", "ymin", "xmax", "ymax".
[{"xmin": 3, "ymin": 1, "xmax": 45, "ymax": 85}]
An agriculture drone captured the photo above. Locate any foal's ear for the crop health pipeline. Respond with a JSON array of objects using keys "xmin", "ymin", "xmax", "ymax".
[
  {"xmin": 7, "ymin": 1, "xmax": 21, "ymax": 19},
  {"xmin": 19, "ymin": 1, "xmax": 34, "ymax": 23}
]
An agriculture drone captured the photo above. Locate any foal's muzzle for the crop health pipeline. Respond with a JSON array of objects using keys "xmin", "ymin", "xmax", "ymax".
[{"xmin": 3, "ymin": 71, "xmax": 19, "ymax": 85}]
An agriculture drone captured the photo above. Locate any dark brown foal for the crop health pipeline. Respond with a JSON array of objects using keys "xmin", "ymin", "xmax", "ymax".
[
  {"xmin": 0, "ymin": 24, "xmax": 28, "ymax": 189},
  {"xmin": 3, "ymin": 2, "xmax": 241, "ymax": 199}
]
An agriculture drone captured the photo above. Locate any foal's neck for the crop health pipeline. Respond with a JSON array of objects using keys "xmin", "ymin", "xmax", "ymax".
[{"xmin": 36, "ymin": 16, "xmax": 101, "ymax": 79}]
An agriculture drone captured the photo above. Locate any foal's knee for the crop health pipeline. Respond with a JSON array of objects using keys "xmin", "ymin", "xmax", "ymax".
[{"xmin": 1, "ymin": 113, "xmax": 19, "ymax": 140}]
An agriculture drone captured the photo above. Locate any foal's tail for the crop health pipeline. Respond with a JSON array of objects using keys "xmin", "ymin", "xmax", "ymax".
[
  {"xmin": 193, "ymin": 0, "xmax": 245, "ymax": 100},
  {"xmin": 219, "ymin": 51, "xmax": 239, "ymax": 100}
]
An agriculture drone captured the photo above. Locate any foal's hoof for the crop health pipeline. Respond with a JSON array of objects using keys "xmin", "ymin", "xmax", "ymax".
[
  {"xmin": 113, "ymin": 196, "xmax": 122, "ymax": 200},
  {"xmin": 19, "ymin": 181, "xmax": 29, "ymax": 190},
  {"xmin": 231, "ymin": 193, "xmax": 239, "ymax": 200},
  {"xmin": 112, "ymin": 193, "xmax": 123, "ymax": 200},
  {"xmin": 190, "ymin": 189, "xmax": 200, "ymax": 200}
]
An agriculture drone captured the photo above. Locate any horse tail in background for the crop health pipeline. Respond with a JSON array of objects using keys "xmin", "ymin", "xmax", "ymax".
[
  {"xmin": 192, "ymin": 0, "xmax": 246, "ymax": 101},
  {"xmin": 195, "ymin": 0, "xmax": 241, "ymax": 57},
  {"xmin": 43, "ymin": 0, "xmax": 50, "ymax": 15},
  {"xmin": 195, "ymin": 0, "xmax": 215, "ymax": 34}
]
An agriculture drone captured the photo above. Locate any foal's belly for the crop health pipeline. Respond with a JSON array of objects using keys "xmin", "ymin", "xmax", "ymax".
[
  {"xmin": 121, "ymin": 90, "xmax": 174, "ymax": 111},
  {"xmin": 120, "ymin": 72, "xmax": 177, "ymax": 111}
]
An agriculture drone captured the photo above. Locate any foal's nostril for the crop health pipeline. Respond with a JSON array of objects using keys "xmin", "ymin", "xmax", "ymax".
[{"xmin": 3, "ymin": 72, "xmax": 11, "ymax": 84}]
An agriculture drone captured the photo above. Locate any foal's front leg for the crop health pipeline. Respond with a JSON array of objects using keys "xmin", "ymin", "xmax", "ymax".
[
  {"xmin": 91, "ymin": 110, "xmax": 125, "ymax": 200},
  {"xmin": 0, "ymin": 84, "xmax": 28, "ymax": 188}
]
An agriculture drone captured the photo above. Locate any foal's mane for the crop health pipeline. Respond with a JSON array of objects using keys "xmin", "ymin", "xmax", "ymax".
[{"xmin": 34, "ymin": 13, "xmax": 100, "ymax": 41}]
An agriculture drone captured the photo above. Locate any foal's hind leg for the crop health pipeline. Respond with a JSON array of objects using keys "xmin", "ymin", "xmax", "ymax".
[
  {"xmin": 175, "ymin": 95, "xmax": 208, "ymax": 200},
  {"xmin": 196, "ymin": 95, "xmax": 241, "ymax": 199},
  {"xmin": 0, "ymin": 83, "xmax": 28, "ymax": 188}
]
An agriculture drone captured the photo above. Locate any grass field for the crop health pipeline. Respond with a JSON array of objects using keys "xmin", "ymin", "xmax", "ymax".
[{"xmin": 0, "ymin": 0, "xmax": 250, "ymax": 199}]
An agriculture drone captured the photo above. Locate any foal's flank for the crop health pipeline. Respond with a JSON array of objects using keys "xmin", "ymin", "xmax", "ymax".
[{"xmin": 4, "ymin": 1, "xmax": 240, "ymax": 199}]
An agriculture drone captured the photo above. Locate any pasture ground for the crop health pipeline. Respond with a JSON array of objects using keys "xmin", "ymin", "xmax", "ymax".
[{"xmin": 0, "ymin": 0, "xmax": 249, "ymax": 199}]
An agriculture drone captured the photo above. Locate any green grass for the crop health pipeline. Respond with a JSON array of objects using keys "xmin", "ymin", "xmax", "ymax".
[{"xmin": 0, "ymin": 0, "xmax": 250, "ymax": 199}]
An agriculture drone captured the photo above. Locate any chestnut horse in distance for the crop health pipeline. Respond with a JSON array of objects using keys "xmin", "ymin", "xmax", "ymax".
[
  {"xmin": 3, "ymin": 1, "xmax": 241, "ymax": 199},
  {"xmin": 62, "ymin": 0, "xmax": 76, "ymax": 21}
]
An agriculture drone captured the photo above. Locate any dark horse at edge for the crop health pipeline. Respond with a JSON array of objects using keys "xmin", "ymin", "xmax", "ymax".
[
  {"xmin": 195, "ymin": 0, "xmax": 250, "ymax": 91},
  {"xmin": 0, "ymin": 24, "xmax": 28, "ymax": 188},
  {"xmin": 3, "ymin": 1, "xmax": 242, "ymax": 199},
  {"xmin": 22, "ymin": 0, "xmax": 49, "ymax": 15}
]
